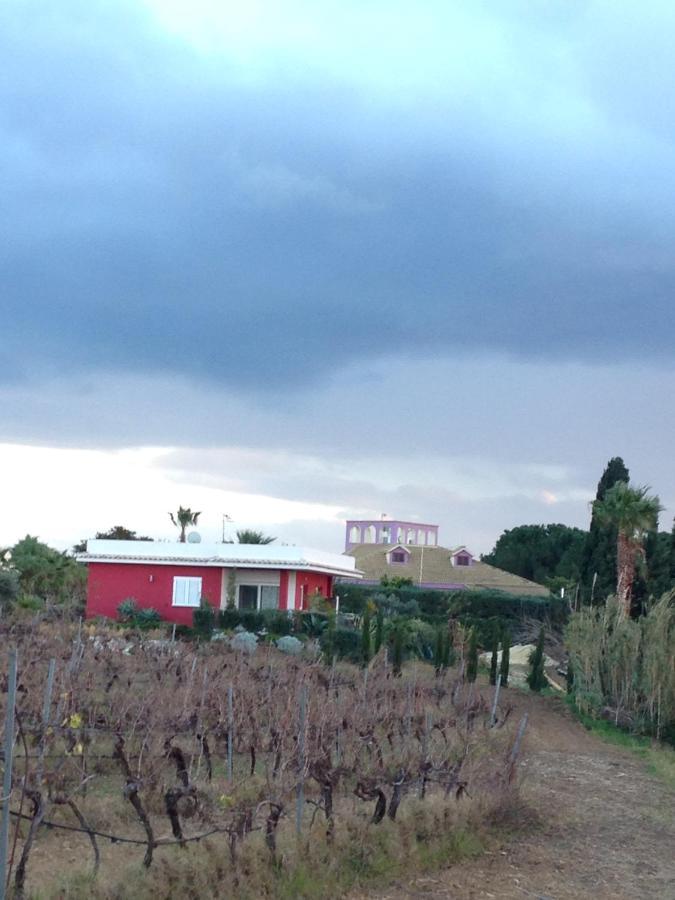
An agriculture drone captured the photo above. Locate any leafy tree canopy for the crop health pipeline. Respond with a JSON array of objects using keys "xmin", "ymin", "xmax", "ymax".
[
  {"xmin": 580, "ymin": 457, "xmax": 630, "ymax": 601},
  {"xmin": 236, "ymin": 529, "xmax": 275, "ymax": 544},
  {"xmin": 5, "ymin": 535, "xmax": 86, "ymax": 605},
  {"xmin": 481, "ymin": 523, "xmax": 586, "ymax": 589},
  {"xmin": 73, "ymin": 525, "xmax": 152, "ymax": 554}
]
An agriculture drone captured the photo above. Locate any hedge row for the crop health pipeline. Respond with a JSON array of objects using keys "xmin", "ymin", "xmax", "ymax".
[{"xmin": 335, "ymin": 582, "xmax": 564, "ymax": 619}]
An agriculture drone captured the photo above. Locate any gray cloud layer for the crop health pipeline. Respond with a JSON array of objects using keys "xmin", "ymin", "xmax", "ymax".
[{"xmin": 3, "ymin": 1, "xmax": 675, "ymax": 391}]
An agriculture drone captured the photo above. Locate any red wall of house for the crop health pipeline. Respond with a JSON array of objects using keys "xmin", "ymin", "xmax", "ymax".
[
  {"xmin": 86, "ymin": 563, "xmax": 223, "ymax": 626},
  {"xmin": 294, "ymin": 572, "xmax": 333, "ymax": 610}
]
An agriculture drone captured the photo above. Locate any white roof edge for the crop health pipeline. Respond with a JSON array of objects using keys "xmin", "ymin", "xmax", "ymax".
[{"xmin": 78, "ymin": 540, "xmax": 361, "ymax": 579}]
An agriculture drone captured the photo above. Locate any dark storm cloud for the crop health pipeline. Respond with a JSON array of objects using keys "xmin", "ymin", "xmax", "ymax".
[{"xmin": 2, "ymin": 0, "xmax": 675, "ymax": 390}]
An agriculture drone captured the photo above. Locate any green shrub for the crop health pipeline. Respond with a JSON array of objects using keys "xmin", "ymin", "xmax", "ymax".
[
  {"xmin": 334, "ymin": 583, "xmax": 566, "ymax": 640},
  {"xmin": 133, "ymin": 608, "xmax": 161, "ymax": 630},
  {"xmin": 320, "ymin": 626, "xmax": 360, "ymax": 663},
  {"xmin": 16, "ymin": 594, "xmax": 45, "ymax": 611},
  {"xmin": 262, "ymin": 609, "xmax": 293, "ymax": 635},
  {"xmin": 0, "ymin": 570, "xmax": 20, "ymax": 607},
  {"xmin": 117, "ymin": 598, "xmax": 138, "ymax": 623},
  {"xmin": 276, "ymin": 635, "xmax": 303, "ymax": 655},
  {"xmin": 374, "ymin": 606, "xmax": 384, "ymax": 654},
  {"xmin": 527, "ymin": 627, "xmax": 547, "ymax": 691},
  {"xmin": 390, "ymin": 619, "xmax": 406, "ymax": 676},
  {"xmin": 193, "ymin": 601, "xmax": 216, "ymax": 639},
  {"xmin": 218, "ymin": 608, "xmax": 240, "ymax": 630},
  {"xmin": 466, "ymin": 628, "xmax": 478, "ymax": 683},
  {"xmin": 239, "ymin": 610, "xmax": 265, "ymax": 632},
  {"xmin": 406, "ymin": 618, "xmax": 436, "ymax": 660},
  {"xmin": 230, "ymin": 631, "xmax": 258, "ymax": 653}
]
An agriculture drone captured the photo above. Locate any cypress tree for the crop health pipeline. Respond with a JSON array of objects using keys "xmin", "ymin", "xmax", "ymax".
[
  {"xmin": 361, "ymin": 607, "xmax": 372, "ymax": 666},
  {"xmin": 527, "ymin": 627, "xmax": 547, "ymax": 691},
  {"xmin": 580, "ymin": 457, "xmax": 629, "ymax": 603},
  {"xmin": 489, "ymin": 623, "xmax": 499, "ymax": 686},
  {"xmin": 434, "ymin": 627, "xmax": 444, "ymax": 674},
  {"xmin": 466, "ymin": 628, "xmax": 479, "ymax": 683},
  {"xmin": 500, "ymin": 628, "xmax": 511, "ymax": 687},
  {"xmin": 391, "ymin": 622, "xmax": 404, "ymax": 677},
  {"xmin": 374, "ymin": 605, "xmax": 384, "ymax": 655},
  {"xmin": 442, "ymin": 629, "xmax": 453, "ymax": 669}
]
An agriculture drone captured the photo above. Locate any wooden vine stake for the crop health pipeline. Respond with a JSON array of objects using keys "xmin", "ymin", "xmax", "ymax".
[
  {"xmin": 0, "ymin": 649, "xmax": 18, "ymax": 900},
  {"xmin": 296, "ymin": 684, "xmax": 307, "ymax": 836}
]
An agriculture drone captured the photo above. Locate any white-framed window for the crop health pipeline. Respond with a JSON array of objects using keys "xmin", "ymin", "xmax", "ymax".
[
  {"xmin": 172, "ymin": 576, "xmax": 202, "ymax": 607},
  {"xmin": 238, "ymin": 584, "xmax": 280, "ymax": 611}
]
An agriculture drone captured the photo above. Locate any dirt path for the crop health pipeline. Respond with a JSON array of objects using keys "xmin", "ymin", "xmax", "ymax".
[{"xmin": 356, "ymin": 691, "xmax": 675, "ymax": 900}]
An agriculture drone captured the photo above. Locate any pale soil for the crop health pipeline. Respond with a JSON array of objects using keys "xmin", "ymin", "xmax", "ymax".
[{"xmin": 354, "ymin": 691, "xmax": 675, "ymax": 900}]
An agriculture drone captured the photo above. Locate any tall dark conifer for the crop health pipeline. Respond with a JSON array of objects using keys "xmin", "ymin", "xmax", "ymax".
[
  {"xmin": 580, "ymin": 457, "xmax": 629, "ymax": 602},
  {"xmin": 499, "ymin": 629, "xmax": 511, "ymax": 688},
  {"xmin": 466, "ymin": 628, "xmax": 479, "ymax": 683},
  {"xmin": 489, "ymin": 624, "xmax": 499, "ymax": 686}
]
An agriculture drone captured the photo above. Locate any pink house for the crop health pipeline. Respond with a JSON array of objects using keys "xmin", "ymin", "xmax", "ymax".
[{"xmin": 81, "ymin": 540, "xmax": 360, "ymax": 625}]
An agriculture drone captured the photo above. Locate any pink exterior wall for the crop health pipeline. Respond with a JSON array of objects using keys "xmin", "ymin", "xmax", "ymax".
[
  {"xmin": 86, "ymin": 563, "xmax": 334, "ymax": 622},
  {"xmin": 294, "ymin": 572, "xmax": 333, "ymax": 610},
  {"xmin": 86, "ymin": 562, "xmax": 223, "ymax": 626}
]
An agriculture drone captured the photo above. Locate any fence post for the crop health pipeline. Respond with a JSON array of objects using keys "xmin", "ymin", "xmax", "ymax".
[
  {"xmin": 42, "ymin": 659, "xmax": 56, "ymax": 729},
  {"xmin": 508, "ymin": 713, "xmax": 529, "ymax": 782},
  {"xmin": 0, "ymin": 649, "xmax": 18, "ymax": 900},
  {"xmin": 296, "ymin": 685, "xmax": 307, "ymax": 836},
  {"xmin": 489, "ymin": 674, "xmax": 501, "ymax": 727},
  {"xmin": 227, "ymin": 685, "xmax": 234, "ymax": 783}
]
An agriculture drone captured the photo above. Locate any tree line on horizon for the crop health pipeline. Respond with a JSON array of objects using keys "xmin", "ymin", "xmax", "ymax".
[{"xmin": 482, "ymin": 456, "xmax": 674, "ymax": 615}]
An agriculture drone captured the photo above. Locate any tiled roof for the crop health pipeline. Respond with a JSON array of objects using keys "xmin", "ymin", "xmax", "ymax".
[{"xmin": 343, "ymin": 544, "xmax": 549, "ymax": 596}]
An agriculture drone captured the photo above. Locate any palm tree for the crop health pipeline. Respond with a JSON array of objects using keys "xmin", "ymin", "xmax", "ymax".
[
  {"xmin": 169, "ymin": 507, "xmax": 201, "ymax": 543},
  {"xmin": 593, "ymin": 483, "xmax": 663, "ymax": 617},
  {"xmin": 236, "ymin": 529, "xmax": 276, "ymax": 544}
]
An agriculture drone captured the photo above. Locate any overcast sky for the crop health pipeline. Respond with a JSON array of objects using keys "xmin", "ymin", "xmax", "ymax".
[{"xmin": 1, "ymin": 0, "xmax": 673, "ymax": 554}]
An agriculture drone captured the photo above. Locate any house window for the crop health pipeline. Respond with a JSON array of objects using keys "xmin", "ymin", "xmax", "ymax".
[
  {"xmin": 172, "ymin": 576, "xmax": 202, "ymax": 607},
  {"xmin": 455, "ymin": 554, "xmax": 471, "ymax": 566},
  {"xmin": 391, "ymin": 551, "xmax": 407, "ymax": 563},
  {"xmin": 238, "ymin": 584, "xmax": 280, "ymax": 611}
]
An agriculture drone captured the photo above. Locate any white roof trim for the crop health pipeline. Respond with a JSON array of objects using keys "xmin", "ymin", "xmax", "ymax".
[{"xmin": 78, "ymin": 540, "xmax": 361, "ymax": 580}]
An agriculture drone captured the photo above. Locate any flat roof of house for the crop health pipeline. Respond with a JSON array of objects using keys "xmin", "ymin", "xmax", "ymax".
[{"xmin": 80, "ymin": 540, "xmax": 361, "ymax": 579}]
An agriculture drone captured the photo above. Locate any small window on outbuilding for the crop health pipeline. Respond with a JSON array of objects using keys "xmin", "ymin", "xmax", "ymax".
[
  {"xmin": 391, "ymin": 550, "xmax": 406, "ymax": 563},
  {"xmin": 454, "ymin": 553, "xmax": 472, "ymax": 567}
]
